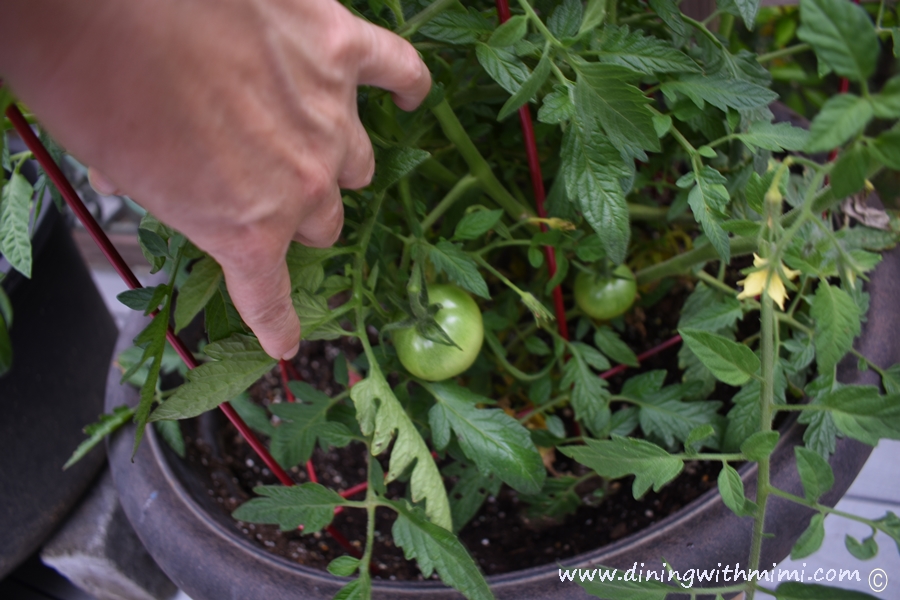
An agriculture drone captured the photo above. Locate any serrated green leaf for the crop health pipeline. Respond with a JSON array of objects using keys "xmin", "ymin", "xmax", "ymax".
[
  {"xmin": 732, "ymin": 0, "xmax": 760, "ymax": 26},
  {"xmin": 811, "ymin": 282, "xmax": 860, "ymax": 375},
  {"xmin": 718, "ymin": 462, "xmax": 756, "ymax": 517},
  {"xmin": 579, "ymin": 0, "xmax": 606, "ymax": 35},
  {"xmin": 444, "ymin": 461, "xmax": 501, "ymax": 532},
  {"xmin": 154, "ymin": 419, "xmax": 185, "ymax": 458},
  {"xmin": 388, "ymin": 500, "xmax": 493, "ymax": 600},
  {"xmin": 229, "ymin": 392, "xmax": 275, "ymax": 437},
  {"xmin": 724, "ymin": 383, "xmax": 761, "ymax": 452},
  {"xmin": 831, "ymin": 146, "xmax": 869, "ymax": 199},
  {"xmin": 476, "ymin": 43, "xmax": 530, "ymax": 96},
  {"xmin": 419, "ymin": 7, "xmax": 493, "ymax": 45},
  {"xmin": 660, "ymin": 74, "xmax": 777, "ymax": 112},
  {"xmin": 593, "ymin": 25, "xmax": 700, "ymax": 74},
  {"xmin": 520, "ymin": 475, "xmax": 582, "ymax": 520},
  {"xmin": 649, "ymin": 0, "xmax": 688, "ymax": 39},
  {"xmin": 205, "ymin": 288, "xmax": 245, "ymax": 342},
  {"xmin": 489, "ymin": 15, "xmax": 527, "ymax": 47},
  {"xmin": 821, "ymin": 386, "xmax": 900, "ymax": 445},
  {"xmin": 578, "ymin": 571, "xmax": 672, "ymax": 600},
  {"xmin": 845, "ymin": 533, "xmax": 878, "ymax": 560},
  {"xmin": 427, "ymin": 241, "xmax": 490, "ymax": 299},
  {"xmin": 372, "ymin": 147, "xmax": 431, "ymax": 193},
  {"xmin": 560, "ymin": 436, "xmax": 684, "ymax": 498},
  {"xmin": 0, "ymin": 172, "xmax": 33, "ymax": 278},
  {"xmin": 64, "ymin": 406, "xmax": 135, "ymax": 469},
  {"xmin": 869, "ymin": 131, "xmax": 900, "ymax": 170},
  {"xmin": 680, "ymin": 328, "xmax": 759, "ymax": 386},
  {"xmin": 129, "ymin": 303, "xmax": 172, "ymax": 456},
  {"xmin": 151, "ymin": 334, "xmax": 276, "ymax": 421},
  {"xmin": 573, "ymin": 61, "xmax": 660, "ymax": 160},
  {"xmin": 685, "ymin": 424, "xmax": 716, "ymax": 453},
  {"xmin": 623, "ymin": 372, "xmax": 721, "ymax": 448},
  {"xmin": 774, "ymin": 581, "xmax": 880, "ymax": 599},
  {"xmin": 138, "ymin": 228, "xmax": 169, "ymax": 259},
  {"xmin": 738, "ymin": 121, "xmax": 810, "ymax": 152},
  {"xmin": 498, "ymin": 50, "xmax": 552, "ymax": 121},
  {"xmin": 571, "ymin": 341, "xmax": 611, "ymax": 371},
  {"xmin": 678, "ymin": 283, "xmax": 743, "ymax": 333},
  {"xmin": 350, "ymin": 368, "xmax": 451, "ymax": 529},
  {"xmin": 563, "ymin": 343, "xmax": 611, "ymax": 435},
  {"xmin": 560, "ymin": 121, "xmax": 631, "ymax": 264},
  {"xmin": 875, "ymin": 511, "xmax": 900, "ymax": 553},
  {"xmin": 327, "ymin": 556, "xmax": 361, "ymax": 577},
  {"xmin": 805, "ymin": 94, "xmax": 873, "ymax": 153},
  {"xmin": 454, "ymin": 209, "xmax": 504, "ymax": 241},
  {"xmin": 538, "ymin": 84, "xmax": 575, "ymax": 124},
  {"xmin": 174, "ymin": 257, "xmax": 222, "ymax": 332},
  {"xmin": 797, "ymin": 0, "xmax": 878, "ymax": 82},
  {"xmin": 741, "ymin": 431, "xmax": 779, "ymax": 462},
  {"xmin": 791, "ymin": 513, "xmax": 826, "ymax": 559},
  {"xmin": 426, "ymin": 381, "xmax": 545, "ymax": 494},
  {"xmin": 269, "ymin": 384, "xmax": 333, "ymax": 468},
  {"xmin": 594, "ymin": 326, "xmax": 639, "ymax": 367},
  {"xmin": 688, "ymin": 167, "xmax": 731, "ymax": 263},
  {"xmin": 116, "ymin": 285, "xmax": 166, "ymax": 314},
  {"xmin": 232, "ymin": 483, "xmax": 346, "ymax": 532},
  {"xmin": 870, "ymin": 77, "xmax": 900, "ymax": 119},
  {"xmin": 548, "ymin": 0, "xmax": 582, "ymax": 39}
]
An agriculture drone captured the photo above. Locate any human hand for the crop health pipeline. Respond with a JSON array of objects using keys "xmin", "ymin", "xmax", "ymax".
[{"xmin": 0, "ymin": 0, "xmax": 431, "ymax": 359}]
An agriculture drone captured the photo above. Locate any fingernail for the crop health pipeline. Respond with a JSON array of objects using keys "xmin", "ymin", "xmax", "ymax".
[{"xmin": 281, "ymin": 342, "xmax": 300, "ymax": 361}]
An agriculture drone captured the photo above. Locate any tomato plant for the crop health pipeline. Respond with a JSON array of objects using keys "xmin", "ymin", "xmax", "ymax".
[
  {"xmin": 573, "ymin": 264, "xmax": 637, "ymax": 321},
  {"xmin": 393, "ymin": 284, "xmax": 484, "ymax": 382}
]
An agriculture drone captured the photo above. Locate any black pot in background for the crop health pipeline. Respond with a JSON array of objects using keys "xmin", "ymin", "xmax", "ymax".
[
  {"xmin": 0, "ymin": 199, "xmax": 116, "ymax": 578},
  {"xmin": 104, "ymin": 236, "xmax": 897, "ymax": 599}
]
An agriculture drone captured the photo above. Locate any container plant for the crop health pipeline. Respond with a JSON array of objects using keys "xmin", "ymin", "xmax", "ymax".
[{"xmin": 13, "ymin": 0, "xmax": 900, "ymax": 598}]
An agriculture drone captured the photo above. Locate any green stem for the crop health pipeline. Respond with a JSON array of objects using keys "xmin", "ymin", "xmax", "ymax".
[
  {"xmin": 635, "ymin": 236, "xmax": 757, "ymax": 284},
  {"xmin": 606, "ymin": 0, "xmax": 617, "ymax": 26},
  {"xmin": 695, "ymin": 270, "xmax": 737, "ymax": 295},
  {"xmin": 396, "ymin": 0, "xmax": 456, "ymax": 38},
  {"xmin": 475, "ymin": 238, "xmax": 532, "ymax": 256},
  {"xmin": 431, "ymin": 100, "xmax": 534, "ymax": 222},
  {"xmin": 485, "ymin": 332, "xmax": 557, "ymax": 382},
  {"xmin": 673, "ymin": 452, "xmax": 745, "ymax": 461},
  {"xmin": 519, "ymin": 394, "xmax": 571, "ymax": 423},
  {"xmin": 850, "ymin": 348, "xmax": 887, "ymax": 377},
  {"xmin": 747, "ymin": 292, "xmax": 776, "ymax": 600},
  {"xmin": 768, "ymin": 487, "xmax": 882, "ymax": 528},
  {"xmin": 757, "ymin": 43, "xmax": 812, "ymax": 64},
  {"xmin": 516, "ymin": 0, "xmax": 562, "ymax": 46},
  {"xmin": 474, "ymin": 254, "xmax": 528, "ymax": 296},
  {"xmin": 421, "ymin": 174, "xmax": 479, "ymax": 230}
]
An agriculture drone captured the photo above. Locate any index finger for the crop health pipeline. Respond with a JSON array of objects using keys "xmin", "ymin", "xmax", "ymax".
[{"xmin": 355, "ymin": 21, "xmax": 431, "ymax": 111}]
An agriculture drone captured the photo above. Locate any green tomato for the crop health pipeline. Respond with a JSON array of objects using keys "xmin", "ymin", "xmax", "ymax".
[
  {"xmin": 393, "ymin": 284, "xmax": 484, "ymax": 382},
  {"xmin": 574, "ymin": 264, "xmax": 637, "ymax": 320}
]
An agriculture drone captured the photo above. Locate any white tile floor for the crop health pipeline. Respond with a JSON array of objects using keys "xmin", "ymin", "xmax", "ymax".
[{"xmin": 14, "ymin": 269, "xmax": 897, "ymax": 600}]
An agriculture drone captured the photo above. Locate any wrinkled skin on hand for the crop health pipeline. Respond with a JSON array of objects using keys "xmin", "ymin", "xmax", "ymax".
[{"xmin": 0, "ymin": 0, "xmax": 431, "ymax": 359}]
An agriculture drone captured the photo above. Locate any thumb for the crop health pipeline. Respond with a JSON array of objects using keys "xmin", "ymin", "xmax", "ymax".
[{"xmin": 217, "ymin": 248, "xmax": 300, "ymax": 360}]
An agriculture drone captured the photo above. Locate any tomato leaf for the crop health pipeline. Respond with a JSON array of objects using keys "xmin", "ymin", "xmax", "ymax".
[
  {"xmin": 797, "ymin": 0, "xmax": 878, "ymax": 82},
  {"xmin": 229, "ymin": 392, "xmax": 275, "ymax": 438},
  {"xmin": 680, "ymin": 328, "xmax": 760, "ymax": 386},
  {"xmin": 660, "ymin": 74, "xmax": 777, "ymax": 112},
  {"xmin": 488, "ymin": 15, "xmax": 527, "ymax": 48},
  {"xmin": 443, "ymin": 461, "xmax": 501, "ymax": 533},
  {"xmin": 269, "ymin": 382, "xmax": 334, "ymax": 468},
  {"xmin": 563, "ymin": 342, "xmax": 611, "ymax": 435},
  {"xmin": 372, "ymin": 146, "xmax": 431, "ymax": 194},
  {"xmin": 718, "ymin": 462, "xmax": 757, "ymax": 517},
  {"xmin": 805, "ymin": 94, "xmax": 873, "ymax": 153},
  {"xmin": 0, "ymin": 172, "xmax": 33, "ymax": 278},
  {"xmin": 845, "ymin": 533, "xmax": 878, "ymax": 560},
  {"xmin": 232, "ymin": 483, "xmax": 347, "ymax": 532},
  {"xmin": 453, "ymin": 209, "xmax": 504, "ymax": 241},
  {"xmin": 350, "ymin": 367, "xmax": 452, "ymax": 529},
  {"xmin": 795, "ymin": 445, "xmax": 835, "ymax": 502},
  {"xmin": 821, "ymin": 386, "xmax": 900, "ymax": 445},
  {"xmin": 388, "ymin": 499, "xmax": 493, "ymax": 600},
  {"xmin": 476, "ymin": 43, "xmax": 530, "ymax": 96},
  {"xmin": 520, "ymin": 475, "xmax": 582, "ymax": 520},
  {"xmin": 327, "ymin": 556, "xmax": 361, "ymax": 577},
  {"xmin": 593, "ymin": 326, "xmax": 639, "ymax": 367},
  {"xmin": 737, "ymin": 121, "xmax": 810, "ymax": 152},
  {"xmin": 741, "ymin": 431, "xmax": 779, "ymax": 462},
  {"xmin": 688, "ymin": 167, "xmax": 731, "ymax": 263},
  {"xmin": 427, "ymin": 241, "xmax": 490, "ymax": 299},
  {"xmin": 791, "ymin": 513, "xmax": 826, "ymax": 559},
  {"xmin": 774, "ymin": 581, "xmax": 880, "ymax": 599},
  {"xmin": 425, "ymin": 380, "xmax": 546, "ymax": 494},
  {"xmin": 593, "ymin": 25, "xmax": 700, "ymax": 74},
  {"xmin": 419, "ymin": 7, "xmax": 493, "ymax": 45},
  {"xmin": 174, "ymin": 257, "xmax": 223, "ymax": 332},
  {"xmin": 64, "ymin": 406, "xmax": 135, "ymax": 470},
  {"xmin": 498, "ymin": 50, "xmax": 552, "ymax": 122},
  {"xmin": 810, "ymin": 282, "xmax": 860, "ymax": 375},
  {"xmin": 150, "ymin": 334, "xmax": 276, "ymax": 421},
  {"xmin": 560, "ymin": 436, "xmax": 684, "ymax": 499}
]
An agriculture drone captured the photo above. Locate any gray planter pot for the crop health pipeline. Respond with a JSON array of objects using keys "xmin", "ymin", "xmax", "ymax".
[{"xmin": 104, "ymin": 241, "xmax": 899, "ymax": 599}]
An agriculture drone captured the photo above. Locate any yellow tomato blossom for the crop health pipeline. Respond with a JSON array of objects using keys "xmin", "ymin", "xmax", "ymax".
[{"xmin": 737, "ymin": 254, "xmax": 800, "ymax": 310}]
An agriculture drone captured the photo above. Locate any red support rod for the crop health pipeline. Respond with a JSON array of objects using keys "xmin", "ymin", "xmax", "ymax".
[{"xmin": 494, "ymin": 0, "xmax": 570, "ymax": 341}]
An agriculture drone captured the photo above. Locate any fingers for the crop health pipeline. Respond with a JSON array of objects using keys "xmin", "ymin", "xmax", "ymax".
[
  {"xmin": 356, "ymin": 23, "xmax": 431, "ymax": 112},
  {"xmin": 293, "ymin": 184, "xmax": 344, "ymax": 248},
  {"xmin": 218, "ymin": 243, "xmax": 301, "ymax": 360},
  {"xmin": 337, "ymin": 120, "xmax": 375, "ymax": 190},
  {"xmin": 87, "ymin": 166, "xmax": 120, "ymax": 195}
]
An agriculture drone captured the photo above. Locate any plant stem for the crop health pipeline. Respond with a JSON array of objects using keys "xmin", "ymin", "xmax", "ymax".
[
  {"xmin": 396, "ymin": 0, "xmax": 456, "ymax": 38},
  {"xmin": 485, "ymin": 332, "xmax": 557, "ymax": 382},
  {"xmin": 768, "ymin": 487, "xmax": 882, "ymax": 528},
  {"xmin": 635, "ymin": 236, "xmax": 757, "ymax": 284},
  {"xmin": 516, "ymin": 0, "xmax": 562, "ymax": 46},
  {"xmin": 431, "ymin": 100, "xmax": 534, "ymax": 222},
  {"xmin": 519, "ymin": 394, "xmax": 571, "ymax": 423},
  {"xmin": 747, "ymin": 292, "xmax": 776, "ymax": 600},
  {"xmin": 757, "ymin": 43, "xmax": 811, "ymax": 64},
  {"xmin": 421, "ymin": 174, "xmax": 479, "ymax": 230}
]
